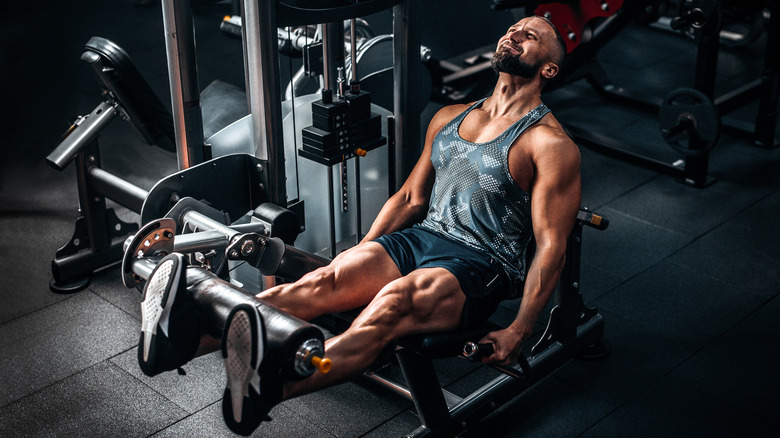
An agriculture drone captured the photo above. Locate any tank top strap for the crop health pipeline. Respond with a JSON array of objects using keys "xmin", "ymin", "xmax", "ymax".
[
  {"xmin": 501, "ymin": 103, "xmax": 550, "ymax": 144},
  {"xmin": 447, "ymin": 98, "xmax": 489, "ymax": 130},
  {"xmin": 448, "ymin": 100, "xmax": 550, "ymax": 146}
]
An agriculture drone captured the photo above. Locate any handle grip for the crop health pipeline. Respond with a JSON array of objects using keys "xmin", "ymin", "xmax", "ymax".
[
  {"xmin": 462, "ymin": 341, "xmax": 531, "ymax": 380},
  {"xmin": 462, "ymin": 341, "xmax": 494, "ymax": 359}
]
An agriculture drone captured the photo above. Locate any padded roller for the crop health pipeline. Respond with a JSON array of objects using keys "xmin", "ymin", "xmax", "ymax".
[{"xmin": 186, "ymin": 267, "xmax": 324, "ymax": 379}]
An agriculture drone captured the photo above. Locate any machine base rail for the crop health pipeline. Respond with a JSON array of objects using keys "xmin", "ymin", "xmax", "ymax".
[{"xmin": 403, "ymin": 314, "xmax": 605, "ymax": 438}]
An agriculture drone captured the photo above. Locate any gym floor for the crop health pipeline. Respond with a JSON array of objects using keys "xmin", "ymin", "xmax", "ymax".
[{"xmin": 1, "ymin": 1, "xmax": 779, "ymax": 437}]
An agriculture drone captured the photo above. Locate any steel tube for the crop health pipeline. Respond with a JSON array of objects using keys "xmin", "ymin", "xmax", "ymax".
[
  {"xmin": 161, "ymin": 0, "xmax": 204, "ymax": 170},
  {"xmin": 354, "ymin": 157, "xmax": 362, "ymax": 243},
  {"xmin": 173, "ymin": 230, "xmax": 229, "ymax": 253},
  {"xmin": 321, "ymin": 22, "xmax": 345, "ymax": 93},
  {"xmin": 181, "ymin": 210, "xmax": 239, "ymax": 239},
  {"xmin": 350, "ymin": 18, "xmax": 358, "ymax": 82},
  {"xmin": 46, "ymin": 102, "xmax": 118, "ymax": 171},
  {"xmin": 392, "ymin": 0, "xmax": 421, "ymax": 188},
  {"xmin": 327, "ymin": 168, "xmax": 337, "ymax": 259},
  {"xmin": 241, "ymin": 0, "xmax": 286, "ymax": 206},
  {"xmin": 363, "ymin": 372, "xmax": 413, "ymax": 401},
  {"xmin": 87, "ymin": 167, "xmax": 148, "ymax": 213},
  {"xmin": 322, "ymin": 23, "xmax": 331, "ymax": 91},
  {"xmin": 130, "ymin": 256, "xmax": 161, "ymax": 281}
]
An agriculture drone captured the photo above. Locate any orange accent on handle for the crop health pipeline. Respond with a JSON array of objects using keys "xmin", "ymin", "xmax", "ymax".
[{"xmin": 311, "ymin": 356, "xmax": 332, "ymax": 374}]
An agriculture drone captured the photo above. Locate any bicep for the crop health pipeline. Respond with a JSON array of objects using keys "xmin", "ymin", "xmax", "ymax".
[{"xmin": 530, "ymin": 138, "xmax": 581, "ymax": 248}]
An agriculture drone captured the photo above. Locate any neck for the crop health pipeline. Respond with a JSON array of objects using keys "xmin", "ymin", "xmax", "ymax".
[{"xmin": 483, "ymin": 73, "xmax": 544, "ymax": 118}]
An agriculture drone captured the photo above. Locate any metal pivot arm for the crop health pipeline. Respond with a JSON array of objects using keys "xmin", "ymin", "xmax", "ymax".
[
  {"xmin": 134, "ymin": 196, "xmax": 322, "ymax": 283},
  {"xmin": 46, "ymin": 102, "xmax": 118, "ymax": 171}
]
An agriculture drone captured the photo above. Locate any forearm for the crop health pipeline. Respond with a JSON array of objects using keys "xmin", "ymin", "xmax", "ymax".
[
  {"xmin": 507, "ymin": 246, "xmax": 566, "ymax": 343},
  {"xmin": 479, "ymin": 245, "xmax": 567, "ymax": 365}
]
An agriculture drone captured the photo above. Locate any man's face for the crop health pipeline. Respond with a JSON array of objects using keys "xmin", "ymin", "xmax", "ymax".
[{"xmin": 492, "ymin": 17, "xmax": 553, "ymax": 79}]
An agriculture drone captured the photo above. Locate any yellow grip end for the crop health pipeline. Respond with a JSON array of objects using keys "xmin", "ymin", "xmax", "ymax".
[{"xmin": 311, "ymin": 356, "xmax": 332, "ymax": 374}]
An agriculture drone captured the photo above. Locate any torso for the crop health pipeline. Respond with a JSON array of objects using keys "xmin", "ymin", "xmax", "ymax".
[
  {"xmin": 454, "ymin": 101, "xmax": 553, "ymax": 194},
  {"xmin": 421, "ymin": 99, "xmax": 551, "ymax": 284}
]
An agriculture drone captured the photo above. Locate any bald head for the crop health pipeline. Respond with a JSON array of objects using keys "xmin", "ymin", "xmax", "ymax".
[{"xmin": 532, "ymin": 15, "xmax": 566, "ymax": 67}]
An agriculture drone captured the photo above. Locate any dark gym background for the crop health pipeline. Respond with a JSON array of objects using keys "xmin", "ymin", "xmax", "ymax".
[{"xmin": 1, "ymin": 1, "xmax": 779, "ymax": 436}]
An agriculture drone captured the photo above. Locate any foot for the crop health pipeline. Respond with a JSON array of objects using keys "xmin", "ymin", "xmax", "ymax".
[
  {"xmin": 138, "ymin": 253, "xmax": 199, "ymax": 376},
  {"xmin": 221, "ymin": 303, "xmax": 282, "ymax": 436}
]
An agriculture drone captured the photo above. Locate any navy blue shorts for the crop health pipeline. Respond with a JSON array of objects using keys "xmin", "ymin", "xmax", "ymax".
[{"xmin": 373, "ymin": 225, "xmax": 509, "ymax": 329}]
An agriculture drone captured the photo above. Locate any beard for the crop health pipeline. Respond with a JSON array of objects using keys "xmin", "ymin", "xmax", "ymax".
[{"xmin": 491, "ymin": 49, "xmax": 542, "ymax": 78}]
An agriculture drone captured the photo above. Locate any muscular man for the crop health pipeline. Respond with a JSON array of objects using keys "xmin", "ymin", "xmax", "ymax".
[{"xmin": 138, "ymin": 15, "xmax": 579, "ymax": 436}]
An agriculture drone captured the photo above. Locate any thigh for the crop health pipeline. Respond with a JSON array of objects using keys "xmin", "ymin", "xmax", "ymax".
[
  {"xmin": 327, "ymin": 241, "xmax": 405, "ymax": 307},
  {"xmin": 352, "ymin": 267, "xmax": 467, "ymax": 339},
  {"xmin": 257, "ymin": 241, "xmax": 403, "ymax": 319}
]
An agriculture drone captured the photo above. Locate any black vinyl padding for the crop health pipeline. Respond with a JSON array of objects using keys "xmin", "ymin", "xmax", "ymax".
[{"xmin": 83, "ymin": 36, "xmax": 176, "ymax": 151}]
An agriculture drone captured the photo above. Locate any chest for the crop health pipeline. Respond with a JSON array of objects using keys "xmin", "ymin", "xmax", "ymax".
[
  {"xmin": 458, "ymin": 111, "xmax": 516, "ymax": 144},
  {"xmin": 450, "ymin": 112, "xmax": 535, "ymax": 192}
]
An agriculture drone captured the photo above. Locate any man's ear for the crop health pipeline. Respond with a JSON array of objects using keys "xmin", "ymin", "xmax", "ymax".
[{"xmin": 541, "ymin": 62, "xmax": 559, "ymax": 79}]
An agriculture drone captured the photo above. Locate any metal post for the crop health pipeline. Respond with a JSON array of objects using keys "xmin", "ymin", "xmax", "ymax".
[
  {"xmin": 161, "ymin": 0, "xmax": 204, "ymax": 170},
  {"xmin": 693, "ymin": 3, "xmax": 720, "ymax": 99},
  {"xmin": 396, "ymin": 349, "xmax": 451, "ymax": 431},
  {"xmin": 754, "ymin": 1, "xmax": 780, "ymax": 147},
  {"xmin": 558, "ymin": 224, "xmax": 582, "ymax": 343},
  {"xmin": 354, "ymin": 157, "xmax": 362, "ymax": 244},
  {"xmin": 241, "ymin": 0, "xmax": 287, "ymax": 207},
  {"xmin": 322, "ymin": 21, "xmax": 345, "ymax": 93},
  {"xmin": 327, "ymin": 168, "xmax": 337, "ymax": 259},
  {"xmin": 685, "ymin": 2, "xmax": 721, "ymax": 187},
  {"xmin": 75, "ymin": 143, "xmax": 109, "ymax": 251},
  {"xmin": 393, "ymin": 0, "xmax": 421, "ymax": 189}
]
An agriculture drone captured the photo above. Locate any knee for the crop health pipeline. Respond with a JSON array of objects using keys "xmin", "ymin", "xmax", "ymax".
[
  {"xmin": 356, "ymin": 288, "xmax": 413, "ymax": 331},
  {"xmin": 301, "ymin": 267, "xmax": 337, "ymax": 298},
  {"xmin": 255, "ymin": 269, "xmax": 333, "ymax": 320}
]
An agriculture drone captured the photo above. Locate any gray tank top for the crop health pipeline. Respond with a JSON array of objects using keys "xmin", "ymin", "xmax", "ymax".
[{"xmin": 421, "ymin": 98, "xmax": 550, "ymax": 284}]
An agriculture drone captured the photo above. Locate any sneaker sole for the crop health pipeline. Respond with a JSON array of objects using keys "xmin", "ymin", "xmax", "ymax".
[
  {"xmin": 139, "ymin": 253, "xmax": 184, "ymax": 372},
  {"xmin": 222, "ymin": 304, "xmax": 265, "ymax": 435}
]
